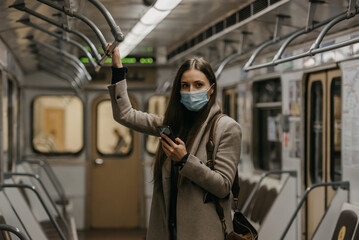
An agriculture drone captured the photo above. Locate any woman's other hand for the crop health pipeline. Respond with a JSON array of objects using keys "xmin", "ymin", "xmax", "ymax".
[
  {"xmin": 160, "ymin": 135, "xmax": 187, "ymax": 162},
  {"xmin": 106, "ymin": 43, "xmax": 123, "ymax": 68}
]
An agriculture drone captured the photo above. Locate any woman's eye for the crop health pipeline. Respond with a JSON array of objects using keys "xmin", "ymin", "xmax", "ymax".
[
  {"xmin": 181, "ymin": 83, "xmax": 188, "ymax": 88},
  {"xmin": 196, "ymin": 83, "xmax": 203, "ymax": 88}
]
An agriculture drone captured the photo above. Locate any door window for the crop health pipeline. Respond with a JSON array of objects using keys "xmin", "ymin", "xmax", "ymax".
[
  {"xmin": 96, "ymin": 100, "xmax": 133, "ymax": 156},
  {"xmin": 146, "ymin": 96, "xmax": 167, "ymax": 155}
]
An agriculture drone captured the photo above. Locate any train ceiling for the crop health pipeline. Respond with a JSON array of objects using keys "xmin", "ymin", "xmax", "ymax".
[{"xmin": 0, "ymin": 0, "xmax": 358, "ymax": 75}]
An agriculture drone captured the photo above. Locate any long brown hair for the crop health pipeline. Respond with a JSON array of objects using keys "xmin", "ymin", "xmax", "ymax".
[{"xmin": 153, "ymin": 57, "xmax": 217, "ymax": 185}]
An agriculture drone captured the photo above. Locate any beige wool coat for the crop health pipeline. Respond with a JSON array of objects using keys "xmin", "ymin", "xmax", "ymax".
[{"xmin": 108, "ymin": 80, "xmax": 242, "ymax": 240}]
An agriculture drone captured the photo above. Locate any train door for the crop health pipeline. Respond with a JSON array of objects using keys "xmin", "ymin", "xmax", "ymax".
[
  {"xmin": 89, "ymin": 95, "xmax": 140, "ymax": 228},
  {"xmin": 305, "ymin": 69, "xmax": 342, "ymax": 239}
]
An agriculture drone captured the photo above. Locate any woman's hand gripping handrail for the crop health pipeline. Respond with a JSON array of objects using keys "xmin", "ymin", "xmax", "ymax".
[{"xmin": 88, "ymin": 0, "xmax": 124, "ymax": 69}]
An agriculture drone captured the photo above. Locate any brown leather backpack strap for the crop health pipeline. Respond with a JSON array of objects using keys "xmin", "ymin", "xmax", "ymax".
[
  {"xmin": 206, "ymin": 113, "xmax": 226, "ymax": 169},
  {"xmin": 205, "ymin": 113, "xmax": 243, "ymax": 238},
  {"xmin": 232, "ymin": 171, "xmax": 240, "ymax": 210},
  {"xmin": 205, "ymin": 113, "xmax": 240, "ymax": 201}
]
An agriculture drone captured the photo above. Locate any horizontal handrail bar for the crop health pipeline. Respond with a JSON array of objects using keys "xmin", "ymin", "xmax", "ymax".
[
  {"xmin": 35, "ymin": 40, "xmax": 92, "ymax": 81},
  {"xmin": 39, "ymin": 65, "xmax": 82, "ymax": 96},
  {"xmin": 0, "ymin": 224, "xmax": 29, "ymax": 240},
  {"xmin": 215, "ymin": 52, "xmax": 243, "ymax": 79},
  {"xmin": 36, "ymin": 0, "xmax": 108, "ymax": 50},
  {"xmin": 88, "ymin": 0, "xmax": 124, "ymax": 42},
  {"xmin": 38, "ymin": 57, "xmax": 84, "ymax": 88},
  {"xmin": 5, "ymin": 172, "xmax": 69, "ymax": 237},
  {"xmin": 36, "ymin": 53, "xmax": 85, "ymax": 87},
  {"xmin": 280, "ymin": 181, "xmax": 350, "ymax": 240},
  {"xmin": 245, "ymin": 7, "xmax": 359, "ymax": 71},
  {"xmin": 24, "ymin": 159, "xmax": 67, "ymax": 206},
  {"xmin": 17, "ymin": 18, "xmax": 98, "ymax": 69},
  {"xmin": 0, "ymin": 183, "xmax": 67, "ymax": 240},
  {"xmin": 10, "ymin": 2, "xmax": 101, "ymax": 62}
]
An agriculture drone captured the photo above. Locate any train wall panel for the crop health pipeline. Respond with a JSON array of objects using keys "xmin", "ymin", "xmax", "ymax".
[
  {"xmin": 340, "ymin": 59, "xmax": 359, "ymax": 206},
  {"xmin": 258, "ymin": 175, "xmax": 297, "ymax": 240},
  {"xmin": 24, "ymin": 71, "xmax": 71, "ymax": 88},
  {"xmin": 38, "ymin": 164, "xmax": 87, "ymax": 229}
]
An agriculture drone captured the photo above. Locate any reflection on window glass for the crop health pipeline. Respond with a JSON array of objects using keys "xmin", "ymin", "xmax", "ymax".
[
  {"xmin": 258, "ymin": 109, "xmax": 282, "ymax": 170},
  {"xmin": 146, "ymin": 96, "xmax": 168, "ymax": 154},
  {"xmin": 97, "ymin": 100, "xmax": 132, "ymax": 155},
  {"xmin": 256, "ymin": 79, "xmax": 281, "ymax": 102},
  {"xmin": 253, "ymin": 78, "xmax": 282, "ymax": 171},
  {"xmin": 32, "ymin": 96, "xmax": 83, "ymax": 153}
]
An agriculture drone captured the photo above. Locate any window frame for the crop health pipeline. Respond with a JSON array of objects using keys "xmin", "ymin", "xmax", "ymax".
[
  {"xmin": 31, "ymin": 95, "xmax": 85, "ymax": 156},
  {"xmin": 252, "ymin": 78, "xmax": 282, "ymax": 171}
]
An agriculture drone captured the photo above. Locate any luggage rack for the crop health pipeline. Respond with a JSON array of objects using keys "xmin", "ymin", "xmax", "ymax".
[
  {"xmin": 243, "ymin": 0, "xmax": 359, "ymax": 71},
  {"xmin": 9, "ymin": 0, "xmax": 124, "ymax": 90}
]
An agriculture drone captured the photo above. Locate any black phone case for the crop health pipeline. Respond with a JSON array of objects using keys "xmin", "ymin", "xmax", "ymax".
[{"xmin": 157, "ymin": 125, "xmax": 176, "ymax": 142}]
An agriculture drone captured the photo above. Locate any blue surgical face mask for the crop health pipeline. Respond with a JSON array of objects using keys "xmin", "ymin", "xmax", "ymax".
[{"xmin": 180, "ymin": 84, "xmax": 214, "ymax": 112}]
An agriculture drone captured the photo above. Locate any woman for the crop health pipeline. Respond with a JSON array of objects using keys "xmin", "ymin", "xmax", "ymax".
[{"xmin": 107, "ymin": 46, "xmax": 242, "ymax": 240}]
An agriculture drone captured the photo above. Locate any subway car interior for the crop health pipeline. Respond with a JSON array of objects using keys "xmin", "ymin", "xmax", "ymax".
[{"xmin": 1, "ymin": 0, "xmax": 359, "ymax": 239}]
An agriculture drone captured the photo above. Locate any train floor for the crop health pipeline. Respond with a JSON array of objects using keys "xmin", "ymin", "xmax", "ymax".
[{"xmin": 77, "ymin": 228, "xmax": 146, "ymax": 240}]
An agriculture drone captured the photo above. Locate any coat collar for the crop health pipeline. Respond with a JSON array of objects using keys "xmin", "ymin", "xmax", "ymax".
[{"xmin": 189, "ymin": 101, "xmax": 222, "ymax": 156}]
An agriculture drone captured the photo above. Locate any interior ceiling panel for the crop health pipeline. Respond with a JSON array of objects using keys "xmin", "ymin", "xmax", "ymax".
[{"xmin": 0, "ymin": 0, "xmax": 358, "ymax": 74}]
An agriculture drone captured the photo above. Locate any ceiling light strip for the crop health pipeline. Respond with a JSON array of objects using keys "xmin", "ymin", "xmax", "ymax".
[{"xmin": 118, "ymin": 0, "xmax": 182, "ymax": 57}]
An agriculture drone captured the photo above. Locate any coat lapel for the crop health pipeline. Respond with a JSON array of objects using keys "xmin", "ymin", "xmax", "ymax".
[
  {"xmin": 161, "ymin": 102, "xmax": 221, "ymax": 219},
  {"xmin": 190, "ymin": 102, "xmax": 221, "ymax": 156},
  {"xmin": 161, "ymin": 158, "xmax": 172, "ymax": 217}
]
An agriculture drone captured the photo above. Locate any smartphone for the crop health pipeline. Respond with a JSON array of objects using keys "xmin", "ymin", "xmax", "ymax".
[{"xmin": 157, "ymin": 125, "xmax": 176, "ymax": 143}]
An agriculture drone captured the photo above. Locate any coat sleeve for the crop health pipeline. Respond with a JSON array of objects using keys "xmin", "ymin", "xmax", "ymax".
[
  {"xmin": 107, "ymin": 80, "xmax": 164, "ymax": 136},
  {"xmin": 179, "ymin": 117, "xmax": 242, "ymax": 198}
]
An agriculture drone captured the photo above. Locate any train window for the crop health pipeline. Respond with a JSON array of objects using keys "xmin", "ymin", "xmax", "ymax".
[
  {"xmin": 96, "ymin": 99, "xmax": 133, "ymax": 156},
  {"xmin": 330, "ymin": 77, "xmax": 341, "ymax": 182},
  {"xmin": 255, "ymin": 79, "xmax": 281, "ymax": 102},
  {"xmin": 223, "ymin": 87, "xmax": 238, "ymax": 119},
  {"xmin": 253, "ymin": 79, "xmax": 282, "ymax": 170},
  {"xmin": 309, "ymin": 82, "xmax": 323, "ymax": 184},
  {"xmin": 32, "ymin": 96, "xmax": 83, "ymax": 154},
  {"xmin": 146, "ymin": 96, "xmax": 168, "ymax": 155}
]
